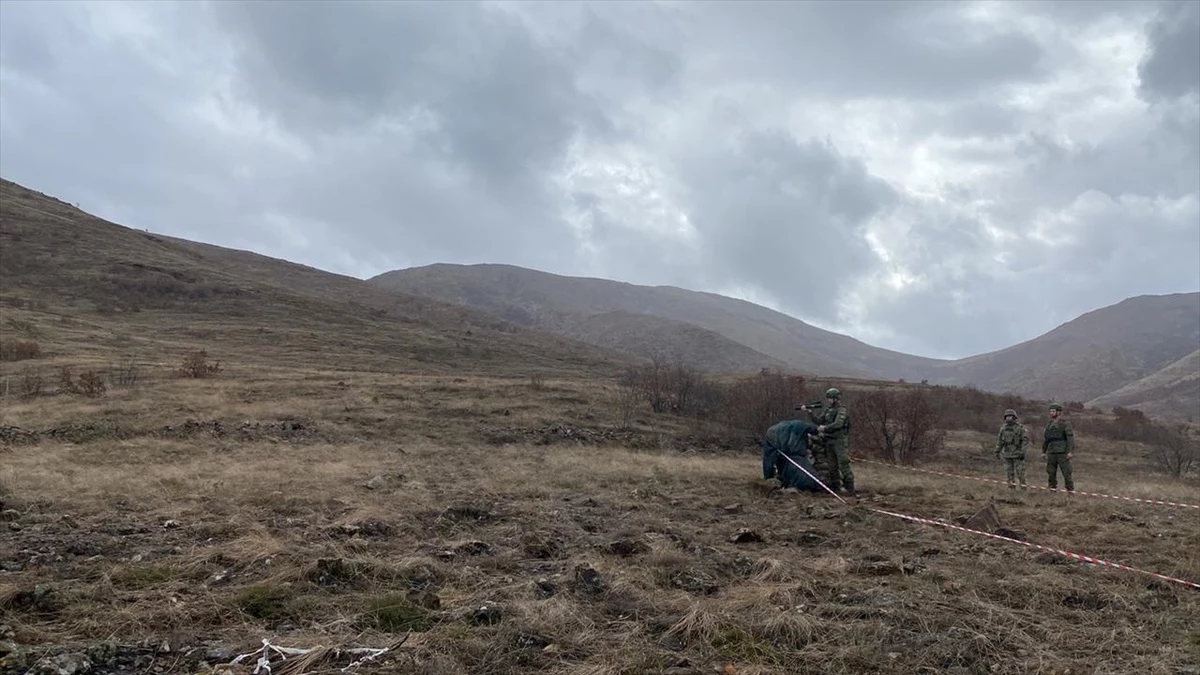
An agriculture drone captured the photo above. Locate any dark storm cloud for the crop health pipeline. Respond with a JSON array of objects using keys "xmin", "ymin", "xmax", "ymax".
[
  {"xmin": 667, "ymin": 126, "xmax": 895, "ymax": 323},
  {"xmin": 0, "ymin": 0, "xmax": 1196, "ymax": 359},
  {"xmin": 1137, "ymin": 0, "xmax": 1200, "ymax": 101},
  {"xmin": 674, "ymin": 1, "xmax": 1049, "ymax": 100}
]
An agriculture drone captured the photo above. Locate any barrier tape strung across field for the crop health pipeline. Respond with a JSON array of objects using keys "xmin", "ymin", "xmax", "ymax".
[
  {"xmin": 773, "ymin": 453, "xmax": 1200, "ymax": 590},
  {"xmin": 850, "ymin": 456, "xmax": 1200, "ymax": 510}
]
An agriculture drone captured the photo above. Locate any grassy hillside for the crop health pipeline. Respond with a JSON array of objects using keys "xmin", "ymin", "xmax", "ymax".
[
  {"xmin": 372, "ymin": 263, "xmax": 1200, "ymax": 419},
  {"xmin": 0, "ymin": 179, "xmax": 629, "ymax": 379},
  {"xmin": 1087, "ymin": 349, "xmax": 1200, "ymax": 423},
  {"xmin": 559, "ymin": 311, "xmax": 792, "ymax": 374},
  {"xmin": 370, "ymin": 263, "xmax": 940, "ymax": 378},
  {"xmin": 944, "ymin": 293, "xmax": 1200, "ymax": 404}
]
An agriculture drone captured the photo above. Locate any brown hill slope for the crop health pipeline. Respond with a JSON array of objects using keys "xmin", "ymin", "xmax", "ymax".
[
  {"xmin": 370, "ymin": 263, "xmax": 941, "ymax": 377},
  {"xmin": 370, "ymin": 264, "xmax": 1200, "ymax": 418},
  {"xmin": 0, "ymin": 179, "xmax": 627, "ymax": 377},
  {"xmin": 559, "ymin": 311, "xmax": 792, "ymax": 373},
  {"xmin": 943, "ymin": 293, "xmax": 1200, "ymax": 404},
  {"xmin": 1086, "ymin": 349, "xmax": 1200, "ymax": 423}
]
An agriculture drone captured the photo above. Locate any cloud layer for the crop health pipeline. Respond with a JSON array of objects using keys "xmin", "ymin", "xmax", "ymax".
[{"xmin": 1, "ymin": 0, "xmax": 1197, "ymax": 358}]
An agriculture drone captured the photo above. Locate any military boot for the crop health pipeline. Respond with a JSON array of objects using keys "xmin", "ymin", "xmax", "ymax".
[{"xmin": 843, "ymin": 478, "xmax": 857, "ymax": 498}]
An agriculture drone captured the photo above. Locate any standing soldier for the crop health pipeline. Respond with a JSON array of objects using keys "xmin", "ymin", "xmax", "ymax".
[
  {"xmin": 1042, "ymin": 403, "xmax": 1075, "ymax": 492},
  {"xmin": 995, "ymin": 409, "xmax": 1030, "ymax": 489},
  {"xmin": 800, "ymin": 387, "xmax": 854, "ymax": 496}
]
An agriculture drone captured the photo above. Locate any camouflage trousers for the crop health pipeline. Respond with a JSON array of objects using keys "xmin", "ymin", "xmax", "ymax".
[
  {"xmin": 1002, "ymin": 457, "xmax": 1026, "ymax": 488},
  {"xmin": 1045, "ymin": 452, "xmax": 1074, "ymax": 491},
  {"xmin": 813, "ymin": 441, "xmax": 854, "ymax": 491}
]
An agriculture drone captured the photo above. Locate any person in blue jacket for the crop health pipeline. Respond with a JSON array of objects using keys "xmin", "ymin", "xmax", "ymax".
[{"xmin": 762, "ymin": 419, "xmax": 823, "ymax": 492}]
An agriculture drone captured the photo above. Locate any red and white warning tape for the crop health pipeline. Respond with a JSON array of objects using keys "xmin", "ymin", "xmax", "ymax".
[
  {"xmin": 851, "ymin": 456, "xmax": 1200, "ymax": 510},
  {"xmin": 773, "ymin": 453, "xmax": 1200, "ymax": 590}
]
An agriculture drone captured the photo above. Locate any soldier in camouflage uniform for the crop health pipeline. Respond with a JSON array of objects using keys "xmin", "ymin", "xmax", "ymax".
[
  {"xmin": 800, "ymin": 387, "xmax": 854, "ymax": 496},
  {"xmin": 1042, "ymin": 403, "xmax": 1075, "ymax": 492},
  {"xmin": 761, "ymin": 419, "xmax": 822, "ymax": 493},
  {"xmin": 995, "ymin": 409, "xmax": 1030, "ymax": 489}
]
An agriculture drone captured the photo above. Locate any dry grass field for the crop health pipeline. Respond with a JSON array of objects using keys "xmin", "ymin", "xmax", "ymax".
[
  {"xmin": 2, "ymin": 356, "xmax": 1198, "ymax": 675},
  {"xmin": 2, "ymin": 179, "xmax": 1198, "ymax": 674}
]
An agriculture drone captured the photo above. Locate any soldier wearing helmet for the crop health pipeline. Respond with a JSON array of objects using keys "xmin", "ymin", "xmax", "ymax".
[
  {"xmin": 799, "ymin": 387, "xmax": 855, "ymax": 496},
  {"xmin": 995, "ymin": 408, "xmax": 1030, "ymax": 489},
  {"xmin": 1042, "ymin": 403, "xmax": 1075, "ymax": 492}
]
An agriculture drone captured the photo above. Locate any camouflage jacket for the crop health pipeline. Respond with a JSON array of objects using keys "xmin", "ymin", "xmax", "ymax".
[
  {"xmin": 995, "ymin": 421, "xmax": 1029, "ymax": 459},
  {"xmin": 1042, "ymin": 419, "xmax": 1075, "ymax": 454},
  {"xmin": 808, "ymin": 405, "xmax": 850, "ymax": 442}
]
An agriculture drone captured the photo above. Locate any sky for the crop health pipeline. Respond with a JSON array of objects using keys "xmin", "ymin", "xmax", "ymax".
[{"xmin": 1, "ymin": 0, "xmax": 1197, "ymax": 360}]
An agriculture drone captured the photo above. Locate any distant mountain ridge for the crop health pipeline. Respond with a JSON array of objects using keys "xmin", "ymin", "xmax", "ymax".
[{"xmin": 371, "ymin": 263, "xmax": 1200, "ymax": 419}]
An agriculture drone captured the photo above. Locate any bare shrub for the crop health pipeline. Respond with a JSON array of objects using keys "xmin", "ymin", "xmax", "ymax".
[
  {"xmin": 20, "ymin": 367, "xmax": 45, "ymax": 397},
  {"xmin": 717, "ymin": 370, "xmax": 811, "ymax": 438},
  {"xmin": 58, "ymin": 366, "xmax": 80, "ymax": 395},
  {"xmin": 0, "ymin": 340, "xmax": 41, "ymax": 361},
  {"xmin": 851, "ymin": 388, "xmax": 946, "ymax": 464},
  {"xmin": 615, "ymin": 368, "xmax": 640, "ymax": 430},
  {"xmin": 77, "ymin": 370, "xmax": 107, "ymax": 398},
  {"xmin": 179, "ymin": 350, "xmax": 222, "ymax": 378},
  {"xmin": 623, "ymin": 355, "xmax": 723, "ymax": 417},
  {"xmin": 110, "ymin": 358, "xmax": 141, "ymax": 388},
  {"xmin": 529, "ymin": 373, "xmax": 546, "ymax": 391},
  {"xmin": 1148, "ymin": 424, "xmax": 1199, "ymax": 479}
]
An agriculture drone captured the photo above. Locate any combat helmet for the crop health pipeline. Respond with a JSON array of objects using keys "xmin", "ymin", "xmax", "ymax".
[
  {"xmin": 1003, "ymin": 408, "xmax": 1017, "ymax": 418},
  {"xmin": 825, "ymin": 387, "xmax": 841, "ymax": 399},
  {"xmin": 1049, "ymin": 403, "xmax": 1063, "ymax": 411}
]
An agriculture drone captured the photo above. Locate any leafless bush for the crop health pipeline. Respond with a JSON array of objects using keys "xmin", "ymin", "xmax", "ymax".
[
  {"xmin": 0, "ymin": 340, "xmax": 41, "ymax": 361},
  {"xmin": 178, "ymin": 350, "xmax": 222, "ymax": 378},
  {"xmin": 77, "ymin": 370, "xmax": 107, "ymax": 398},
  {"xmin": 54, "ymin": 366, "xmax": 106, "ymax": 397},
  {"xmin": 110, "ymin": 357, "xmax": 141, "ymax": 388},
  {"xmin": 623, "ymin": 354, "xmax": 722, "ymax": 416},
  {"xmin": 20, "ymin": 367, "xmax": 45, "ymax": 397},
  {"xmin": 615, "ymin": 368, "xmax": 640, "ymax": 430},
  {"xmin": 58, "ymin": 366, "xmax": 79, "ymax": 395},
  {"xmin": 529, "ymin": 373, "xmax": 546, "ymax": 391},
  {"xmin": 851, "ymin": 388, "xmax": 946, "ymax": 464},
  {"xmin": 716, "ymin": 370, "xmax": 811, "ymax": 438},
  {"xmin": 1148, "ymin": 424, "xmax": 1199, "ymax": 479}
]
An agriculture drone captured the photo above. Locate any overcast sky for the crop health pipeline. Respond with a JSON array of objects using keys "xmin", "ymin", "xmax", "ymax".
[{"xmin": 1, "ymin": 1, "xmax": 1197, "ymax": 359}]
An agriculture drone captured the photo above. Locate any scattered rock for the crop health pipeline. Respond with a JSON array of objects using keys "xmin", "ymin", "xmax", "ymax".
[
  {"xmin": 364, "ymin": 475, "xmax": 386, "ymax": 490},
  {"xmin": 604, "ymin": 538, "xmax": 648, "ymax": 557},
  {"xmin": 993, "ymin": 527, "xmax": 1026, "ymax": 541},
  {"xmin": 7, "ymin": 584, "xmax": 63, "ymax": 617},
  {"xmin": 658, "ymin": 634, "xmax": 685, "ymax": 652},
  {"xmin": 30, "ymin": 651, "xmax": 92, "ymax": 675},
  {"xmin": 471, "ymin": 603, "xmax": 503, "ymax": 625},
  {"xmin": 729, "ymin": 528, "xmax": 763, "ymax": 544},
  {"xmin": 514, "ymin": 632, "xmax": 551, "ymax": 650},
  {"xmin": 523, "ymin": 533, "xmax": 566, "ymax": 559},
  {"xmin": 407, "ymin": 589, "xmax": 441, "ymax": 610},
  {"xmin": 961, "ymin": 503, "xmax": 1002, "ymax": 532},
  {"xmin": 308, "ymin": 558, "xmax": 373, "ymax": 587},
  {"xmin": 664, "ymin": 569, "xmax": 720, "ymax": 595},
  {"xmin": 852, "ymin": 554, "xmax": 904, "ymax": 576},
  {"xmin": 573, "ymin": 565, "xmax": 604, "ymax": 594},
  {"xmin": 438, "ymin": 502, "xmax": 499, "ymax": 525},
  {"xmin": 534, "ymin": 578, "xmax": 557, "ymax": 599},
  {"xmin": 161, "ymin": 519, "xmax": 181, "ymax": 529},
  {"xmin": 455, "ymin": 540, "xmax": 493, "ymax": 556},
  {"xmin": 722, "ymin": 503, "xmax": 743, "ymax": 514}
]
